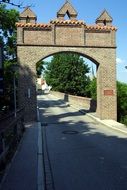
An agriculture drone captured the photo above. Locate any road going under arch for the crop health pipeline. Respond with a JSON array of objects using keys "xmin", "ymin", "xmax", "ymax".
[{"xmin": 38, "ymin": 93, "xmax": 127, "ymax": 190}]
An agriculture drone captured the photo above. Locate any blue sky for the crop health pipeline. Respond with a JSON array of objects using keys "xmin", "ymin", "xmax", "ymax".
[{"xmin": 9, "ymin": 0, "xmax": 127, "ymax": 82}]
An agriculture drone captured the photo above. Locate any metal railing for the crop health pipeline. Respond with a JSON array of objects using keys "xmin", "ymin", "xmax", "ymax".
[{"xmin": 0, "ymin": 108, "xmax": 25, "ymax": 168}]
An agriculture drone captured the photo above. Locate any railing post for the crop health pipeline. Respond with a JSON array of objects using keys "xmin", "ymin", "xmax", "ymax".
[
  {"xmin": 13, "ymin": 73, "xmax": 17, "ymax": 118},
  {"xmin": 1, "ymin": 133, "xmax": 5, "ymax": 153}
]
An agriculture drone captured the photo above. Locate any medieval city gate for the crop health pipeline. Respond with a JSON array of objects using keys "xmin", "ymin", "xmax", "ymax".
[{"xmin": 16, "ymin": 1, "xmax": 117, "ymax": 122}]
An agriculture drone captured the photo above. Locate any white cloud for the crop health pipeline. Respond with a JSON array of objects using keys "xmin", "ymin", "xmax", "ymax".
[{"xmin": 116, "ymin": 58, "xmax": 125, "ymax": 64}]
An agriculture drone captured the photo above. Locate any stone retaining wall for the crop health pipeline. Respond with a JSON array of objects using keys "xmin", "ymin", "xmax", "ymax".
[{"xmin": 50, "ymin": 91, "xmax": 96, "ymax": 112}]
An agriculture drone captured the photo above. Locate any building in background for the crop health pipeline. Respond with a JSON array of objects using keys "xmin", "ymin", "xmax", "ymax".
[{"xmin": 37, "ymin": 77, "xmax": 52, "ymax": 94}]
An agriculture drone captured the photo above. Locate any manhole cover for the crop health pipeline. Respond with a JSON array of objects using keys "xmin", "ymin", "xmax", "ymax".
[{"xmin": 62, "ymin": 130, "xmax": 79, "ymax": 135}]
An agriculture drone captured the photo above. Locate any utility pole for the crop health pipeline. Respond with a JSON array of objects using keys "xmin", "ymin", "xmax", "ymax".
[{"xmin": 11, "ymin": 64, "xmax": 19, "ymax": 118}]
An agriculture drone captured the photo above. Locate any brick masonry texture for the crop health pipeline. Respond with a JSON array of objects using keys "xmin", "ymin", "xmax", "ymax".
[
  {"xmin": 16, "ymin": 2, "xmax": 117, "ymax": 122},
  {"xmin": 17, "ymin": 26, "xmax": 116, "ymax": 47}
]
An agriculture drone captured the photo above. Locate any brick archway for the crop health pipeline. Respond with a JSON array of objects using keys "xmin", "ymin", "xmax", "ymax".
[{"xmin": 16, "ymin": 2, "xmax": 117, "ymax": 122}]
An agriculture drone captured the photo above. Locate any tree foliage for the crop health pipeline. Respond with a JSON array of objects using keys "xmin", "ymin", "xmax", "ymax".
[
  {"xmin": 0, "ymin": 4, "xmax": 19, "ymax": 60},
  {"xmin": 117, "ymin": 81, "xmax": 127, "ymax": 125},
  {"xmin": 88, "ymin": 77, "xmax": 97, "ymax": 100},
  {"xmin": 0, "ymin": 4, "xmax": 19, "ymax": 112},
  {"xmin": 0, "ymin": 0, "xmax": 32, "ymax": 8},
  {"xmin": 45, "ymin": 53, "xmax": 91, "ymax": 97},
  {"xmin": 36, "ymin": 60, "xmax": 46, "ymax": 77}
]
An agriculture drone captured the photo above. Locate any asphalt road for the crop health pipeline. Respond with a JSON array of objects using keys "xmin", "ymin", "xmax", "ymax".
[{"xmin": 38, "ymin": 94, "xmax": 127, "ymax": 190}]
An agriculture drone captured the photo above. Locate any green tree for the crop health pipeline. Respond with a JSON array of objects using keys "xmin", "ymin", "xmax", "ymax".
[
  {"xmin": 36, "ymin": 60, "xmax": 46, "ymax": 77},
  {"xmin": 88, "ymin": 77, "xmax": 97, "ymax": 100},
  {"xmin": 45, "ymin": 53, "xmax": 91, "ymax": 97},
  {"xmin": 0, "ymin": 4, "xmax": 19, "ymax": 112},
  {"xmin": 0, "ymin": 0, "xmax": 32, "ymax": 8},
  {"xmin": 0, "ymin": 4, "xmax": 19, "ymax": 59},
  {"xmin": 117, "ymin": 81, "xmax": 127, "ymax": 125}
]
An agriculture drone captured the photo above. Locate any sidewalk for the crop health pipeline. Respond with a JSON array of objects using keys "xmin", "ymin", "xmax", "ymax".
[
  {"xmin": 0, "ymin": 122, "xmax": 42, "ymax": 190},
  {"xmin": 87, "ymin": 112, "xmax": 127, "ymax": 135}
]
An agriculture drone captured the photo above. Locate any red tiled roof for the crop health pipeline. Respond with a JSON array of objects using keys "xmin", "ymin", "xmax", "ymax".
[
  {"xmin": 16, "ymin": 23, "xmax": 51, "ymax": 29},
  {"xmin": 50, "ymin": 20, "xmax": 116, "ymax": 31},
  {"xmin": 16, "ymin": 21, "xmax": 117, "ymax": 31},
  {"xmin": 85, "ymin": 25, "xmax": 117, "ymax": 31},
  {"xmin": 50, "ymin": 19, "xmax": 85, "ymax": 25}
]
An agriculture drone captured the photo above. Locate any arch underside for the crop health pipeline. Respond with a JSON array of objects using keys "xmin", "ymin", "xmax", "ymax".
[{"xmin": 37, "ymin": 49, "xmax": 99, "ymax": 66}]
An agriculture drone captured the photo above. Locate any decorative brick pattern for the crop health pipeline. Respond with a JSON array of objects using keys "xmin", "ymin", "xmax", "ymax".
[{"xmin": 17, "ymin": 2, "xmax": 117, "ymax": 122}]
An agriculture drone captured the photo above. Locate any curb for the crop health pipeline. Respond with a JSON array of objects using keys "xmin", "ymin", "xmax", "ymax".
[
  {"xmin": 37, "ymin": 105, "xmax": 45, "ymax": 190},
  {"xmin": 86, "ymin": 112, "xmax": 127, "ymax": 135},
  {"xmin": 37, "ymin": 122, "xmax": 45, "ymax": 190}
]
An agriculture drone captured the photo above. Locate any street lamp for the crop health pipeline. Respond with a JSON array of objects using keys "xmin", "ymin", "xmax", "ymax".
[
  {"xmin": 125, "ymin": 66, "xmax": 127, "ymax": 69},
  {"xmin": 11, "ymin": 64, "xmax": 19, "ymax": 118}
]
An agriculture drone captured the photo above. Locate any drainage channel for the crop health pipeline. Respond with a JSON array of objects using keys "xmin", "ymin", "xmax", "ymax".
[
  {"xmin": 41, "ymin": 123, "xmax": 55, "ymax": 190},
  {"xmin": 62, "ymin": 130, "xmax": 79, "ymax": 135},
  {"xmin": 41, "ymin": 121, "xmax": 72, "ymax": 126}
]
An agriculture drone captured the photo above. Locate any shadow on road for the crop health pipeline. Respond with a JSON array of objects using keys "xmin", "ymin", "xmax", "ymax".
[{"xmin": 38, "ymin": 95, "xmax": 127, "ymax": 190}]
